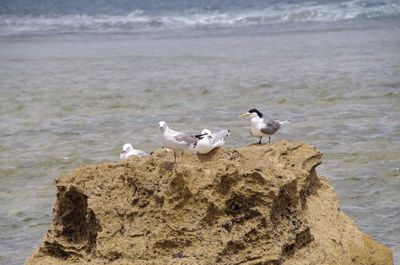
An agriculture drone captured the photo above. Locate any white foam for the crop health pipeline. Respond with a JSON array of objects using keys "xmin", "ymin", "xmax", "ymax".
[{"xmin": 0, "ymin": 0, "xmax": 399, "ymax": 36}]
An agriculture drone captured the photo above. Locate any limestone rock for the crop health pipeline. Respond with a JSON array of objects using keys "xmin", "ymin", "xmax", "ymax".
[{"xmin": 26, "ymin": 141, "xmax": 393, "ymax": 265}]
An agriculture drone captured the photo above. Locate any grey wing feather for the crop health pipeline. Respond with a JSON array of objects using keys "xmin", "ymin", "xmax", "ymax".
[
  {"xmin": 211, "ymin": 130, "xmax": 230, "ymax": 145},
  {"xmin": 174, "ymin": 133, "xmax": 198, "ymax": 144},
  {"xmin": 260, "ymin": 120, "xmax": 281, "ymax": 135},
  {"xmin": 137, "ymin": 150, "xmax": 149, "ymax": 157}
]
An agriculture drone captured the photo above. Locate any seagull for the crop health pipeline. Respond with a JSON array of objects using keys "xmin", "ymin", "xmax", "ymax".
[
  {"xmin": 240, "ymin": 108, "xmax": 292, "ymax": 144},
  {"xmin": 120, "ymin": 143, "xmax": 149, "ymax": 160},
  {"xmin": 159, "ymin": 121, "xmax": 199, "ymax": 162},
  {"xmin": 196, "ymin": 129, "xmax": 230, "ymax": 154}
]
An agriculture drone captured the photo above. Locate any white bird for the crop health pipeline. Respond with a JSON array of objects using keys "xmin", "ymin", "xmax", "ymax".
[
  {"xmin": 120, "ymin": 143, "xmax": 149, "ymax": 160},
  {"xmin": 159, "ymin": 121, "xmax": 199, "ymax": 162},
  {"xmin": 240, "ymin": 108, "xmax": 292, "ymax": 144},
  {"xmin": 196, "ymin": 129, "xmax": 230, "ymax": 154}
]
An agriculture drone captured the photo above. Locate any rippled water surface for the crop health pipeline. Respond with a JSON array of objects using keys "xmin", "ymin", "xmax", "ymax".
[{"xmin": 0, "ymin": 20, "xmax": 400, "ymax": 264}]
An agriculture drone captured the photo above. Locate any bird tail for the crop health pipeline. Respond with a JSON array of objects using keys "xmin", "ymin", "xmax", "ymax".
[{"xmin": 279, "ymin": 120, "xmax": 293, "ymax": 126}]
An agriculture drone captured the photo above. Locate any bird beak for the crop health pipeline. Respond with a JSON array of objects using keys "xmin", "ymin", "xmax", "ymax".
[
  {"xmin": 240, "ymin": 112, "xmax": 251, "ymax": 118},
  {"xmin": 120, "ymin": 150, "xmax": 126, "ymax": 155}
]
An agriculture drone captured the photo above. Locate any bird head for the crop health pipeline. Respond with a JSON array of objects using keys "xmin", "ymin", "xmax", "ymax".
[
  {"xmin": 121, "ymin": 143, "xmax": 133, "ymax": 154},
  {"xmin": 201, "ymin": 129, "xmax": 212, "ymax": 136},
  {"xmin": 159, "ymin": 121, "xmax": 167, "ymax": 132},
  {"xmin": 240, "ymin": 109, "xmax": 263, "ymax": 118}
]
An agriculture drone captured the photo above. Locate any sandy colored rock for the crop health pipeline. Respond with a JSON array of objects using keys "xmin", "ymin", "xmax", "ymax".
[{"xmin": 26, "ymin": 141, "xmax": 393, "ymax": 265}]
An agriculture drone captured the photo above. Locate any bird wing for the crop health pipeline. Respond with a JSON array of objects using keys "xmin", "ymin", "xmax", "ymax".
[
  {"xmin": 194, "ymin": 133, "xmax": 208, "ymax": 139},
  {"xmin": 260, "ymin": 120, "xmax": 281, "ymax": 135},
  {"xmin": 135, "ymin": 149, "xmax": 149, "ymax": 157},
  {"xmin": 174, "ymin": 133, "xmax": 198, "ymax": 145},
  {"xmin": 211, "ymin": 130, "xmax": 230, "ymax": 147}
]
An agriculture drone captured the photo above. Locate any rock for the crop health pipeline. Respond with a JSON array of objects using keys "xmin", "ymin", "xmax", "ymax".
[{"xmin": 25, "ymin": 141, "xmax": 393, "ymax": 265}]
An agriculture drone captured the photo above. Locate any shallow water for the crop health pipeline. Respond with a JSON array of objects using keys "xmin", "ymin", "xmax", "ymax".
[{"xmin": 0, "ymin": 19, "xmax": 400, "ymax": 264}]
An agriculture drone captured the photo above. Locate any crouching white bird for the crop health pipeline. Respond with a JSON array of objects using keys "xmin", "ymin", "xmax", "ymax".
[
  {"xmin": 159, "ymin": 121, "xmax": 198, "ymax": 162},
  {"xmin": 196, "ymin": 129, "xmax": 230, "ymax": 154},
  {"xmin": 240, "ymin": 108, "xmax": 292, "ymax": 144},
  {"xmin": 120, "ymin": 143, "xmax": 149, "ymax": 159}
]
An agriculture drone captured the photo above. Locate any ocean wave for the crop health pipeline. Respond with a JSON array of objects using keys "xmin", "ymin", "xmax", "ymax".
[{"xmin": 1, "ymin": 0, "xmax": 399, "ymax": 36}]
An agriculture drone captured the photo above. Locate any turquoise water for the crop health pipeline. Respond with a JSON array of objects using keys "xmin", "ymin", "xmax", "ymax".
[{"xmin": 0, "ymin": 15, "xmax": 399, "ymax": 265}]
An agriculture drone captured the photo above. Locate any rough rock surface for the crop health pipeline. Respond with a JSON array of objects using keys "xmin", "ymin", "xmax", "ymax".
[{"xmin": 26, "ymin": 141, "xmax": 393, "ymax": 265}]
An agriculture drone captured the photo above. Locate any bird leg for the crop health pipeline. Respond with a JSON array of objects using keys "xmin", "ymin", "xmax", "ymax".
[
  {"xmin": 181, "ymin": 150, "xmax": 184, "ymax": 162},
  {"xmin": 268, "ymin": 136, "xmax": 271, "ymax": 143},
  {"xmin": 173, "ymin": 151, "xmax": 177, "ymax": 163},
  {"xmin": 258, "ymin": 137, "xmax": 262, "ymax": 144}
]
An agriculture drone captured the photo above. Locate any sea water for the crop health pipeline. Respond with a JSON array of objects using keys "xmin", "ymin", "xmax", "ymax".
[{"xmin": 0, "ymin": 0, "xmax": 399, "ymax": 264}]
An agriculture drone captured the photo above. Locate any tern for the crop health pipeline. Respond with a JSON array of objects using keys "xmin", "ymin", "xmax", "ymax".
[
  {"xmin": 196, "ymin": 129, "xmax": 230, "ymax": 154},
  {"xmin": 240, "ymin": 108, "xmax": 292, "ymax": 144}
]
